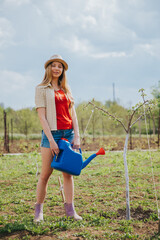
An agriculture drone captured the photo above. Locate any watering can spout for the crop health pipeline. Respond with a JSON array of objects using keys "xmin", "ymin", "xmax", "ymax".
[{"xmin": 82, "ymin": 148, "xmax": 105, "ymax": 169}]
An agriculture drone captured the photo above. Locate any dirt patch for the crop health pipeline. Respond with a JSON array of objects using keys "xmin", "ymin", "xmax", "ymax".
[
  {"xmin": 100, "ymin": 205, "xmax": 156, "ymax": 221},
  {"xmin": 81, "ymin": 136, "xmax": 158, "ymax": 151},
  {"xmin": 0, "ymin": 231, "xmax": 58, "ymax": 240},
  {"xmin": 117, "ymin": 205, "xmax": 155, "ymax": 221},
  {"xmin": 0, "ymin": 136, "xmax": 159, "ymax": 154}
]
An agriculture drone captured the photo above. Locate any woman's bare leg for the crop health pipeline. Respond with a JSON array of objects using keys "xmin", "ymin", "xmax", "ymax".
[
  {"xmin": 62, "ymin": 172, "xmax": 82, "ymax": 220},
  {"xmin": 62, "ymin": 172, "xmax": 74, "ymax": 203},
  {"xmin": 36, "ymin": 147, "xmax": 53, "ymax": 203}
]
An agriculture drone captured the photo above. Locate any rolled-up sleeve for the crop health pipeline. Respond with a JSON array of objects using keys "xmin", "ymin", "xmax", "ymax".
[{"xmin": 35, "ymin": 86, "xmax": 46, "ymax": 109}]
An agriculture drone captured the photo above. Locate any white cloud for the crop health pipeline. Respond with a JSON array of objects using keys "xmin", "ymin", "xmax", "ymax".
[
  {"xmin": 132, "ymin": 41, "xmax": 160, "ymax": 58},
  {"xmin": 0, "ymin": 0, "xmax": 160, "ymax": 109},
  {"xmin": 117, "ymin": 86, "xmax": 153, "ymax": 108},
  {"xmin": 0, "ymin": 18, "xmax": 15, "ymax": 48},
  {"xmin": 81, "ymin": 15, "xmax": 97, "ymax": 29},
  {"xmin": 0, "ymin": 70, "xmax": 33, "ymax": 93},
  {"xmin": 85, "ymin": 0, "xmax": 118, "ymax": 16},
  {"xmin": 61, "ymin": 35, "xmax": 92, "ymax": 55},
  {"xmin": 4, "ymin": 0, "xmax": 31, "ymax": 6},
  {"xmin": 91, "ymin": 51, "xmax": 127, "ymax": 59},
  {"xmin": 60, "ymin": 34, "xmax": 129, "ymax": 59},
  {"xmin": 0, "ymin": 70, "xmax": 36, "ymax": 109}
]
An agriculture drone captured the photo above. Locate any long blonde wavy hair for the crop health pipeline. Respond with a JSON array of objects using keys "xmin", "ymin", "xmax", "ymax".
[{"xmin": 39, "ymin": 63, "xmax": 74, "ymax": 108}]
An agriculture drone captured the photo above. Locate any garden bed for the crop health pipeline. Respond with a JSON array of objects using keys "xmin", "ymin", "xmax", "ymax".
[
  {"xmin": 0, "ymin": 135, "xmax": 159, "ymax": 154},
  {"xmin": 0, "ymin": 151, "xmax": 160, "ymax": 239}
]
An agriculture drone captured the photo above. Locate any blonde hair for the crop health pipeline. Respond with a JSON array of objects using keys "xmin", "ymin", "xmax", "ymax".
[{"xmin": 39, "ymin": 63, "xmax": 74, "ymax": 108}]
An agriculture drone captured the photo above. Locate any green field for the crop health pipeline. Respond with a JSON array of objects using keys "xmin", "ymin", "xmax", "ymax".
[{"xmin": 0, "ymin": 150, "xmax": 160, "ymax": 239}]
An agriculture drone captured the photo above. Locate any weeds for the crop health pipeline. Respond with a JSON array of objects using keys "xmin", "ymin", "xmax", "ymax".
[{"xmin": 0, "ymin": 151, "xmax": 160, "ymax": 239}]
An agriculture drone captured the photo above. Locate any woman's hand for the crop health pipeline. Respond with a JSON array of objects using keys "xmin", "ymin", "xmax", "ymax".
[
  {"xmin": 72, "ymin": 135, "xmax": 80, "ymax": 150},
  {"xmin": 49, "ymin": 139, "xmax": 60, "ymax": 156}
]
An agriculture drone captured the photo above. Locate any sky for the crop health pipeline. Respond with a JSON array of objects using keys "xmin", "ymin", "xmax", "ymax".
[{"xmin": 0, "ymin": 0, "xmax": 160, "ymax": 110}]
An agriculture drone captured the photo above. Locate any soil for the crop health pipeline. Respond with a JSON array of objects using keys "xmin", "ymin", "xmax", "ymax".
[
  {"xmin": 117, "ymin": 206, "xmax": 155, "ymax": 221},
  {"xmin": 0, "ymin": 136, "xmax": 159, "ymax": 239},
  {"xmin": 0, "ymin": 136, "xmax": 159, "ymax": 154},
  {"xmin": 0, "ymin": 206, "xmax": 158, "ymax": 239}
]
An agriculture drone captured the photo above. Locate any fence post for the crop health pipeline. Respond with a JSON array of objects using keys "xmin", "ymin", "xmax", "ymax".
[
  {"xmin": 8, "ymin": 122, "xmax": 9, "ymax": 149},
  {"xmin": 4, "ymin": 110, "xmax": 9, "ymax": 152},
  {"xmin": 11, "ymin": 119, "xmax": 13, "ymax": 143}
]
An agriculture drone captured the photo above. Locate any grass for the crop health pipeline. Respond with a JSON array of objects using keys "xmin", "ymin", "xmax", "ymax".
[
  {"xmin": 0, "ymin": 133, "xmax": 41, "ymax": 140},
  {"xmin": 0, "ymin": 150, "xmax": 160, "ymax": 239}
]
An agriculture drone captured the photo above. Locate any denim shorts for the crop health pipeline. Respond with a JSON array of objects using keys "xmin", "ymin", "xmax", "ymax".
[{"xmin": 41, "ymin": 129, "xmax": 74, "ymax": 148}]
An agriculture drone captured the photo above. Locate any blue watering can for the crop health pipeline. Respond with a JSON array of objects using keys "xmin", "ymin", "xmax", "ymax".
[{"xmin": 51, "ymin": 138, "xmax": 105, "ymax": 176}]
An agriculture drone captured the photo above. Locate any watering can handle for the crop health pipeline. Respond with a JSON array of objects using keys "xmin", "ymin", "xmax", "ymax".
[
  {"xmin": 53, "ymin": 145, "xmax": 82, "ymax": 162},
  {"xmin": 71, "ymin": 144, "xmax": 82, "ymax": 154},
  {"xmin": 53, "ymin": 154, "xmax": 58, "ymax": 161},
  {"xmin": 60, "ymin": 138, "xmax": 82, "ymax": 153}
]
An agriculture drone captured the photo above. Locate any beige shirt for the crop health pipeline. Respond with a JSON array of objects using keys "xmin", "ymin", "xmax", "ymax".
[{"xmin": 35, "ymin": 84, "xmax": 58, "ymax": 130}]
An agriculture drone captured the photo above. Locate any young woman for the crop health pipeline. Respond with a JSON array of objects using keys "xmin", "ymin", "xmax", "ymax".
[{"xmin": 34, "ymin": 54, "xmax": 82, "ymax": 222}]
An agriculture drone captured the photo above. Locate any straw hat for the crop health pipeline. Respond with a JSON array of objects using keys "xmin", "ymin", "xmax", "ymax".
[{"xmin": 44, "ymin": 54, "xmax": 68, "ymax": 70}]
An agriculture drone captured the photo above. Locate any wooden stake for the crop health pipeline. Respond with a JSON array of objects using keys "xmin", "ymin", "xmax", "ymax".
[{"xmin": 58, "ymin": 176, "xmax": 65, "ymax": 203}]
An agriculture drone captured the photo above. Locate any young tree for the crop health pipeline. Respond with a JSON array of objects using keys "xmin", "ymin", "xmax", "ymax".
[{"xmin": 87, "ymin": 91, "xmax": 153, "ymax": 220}]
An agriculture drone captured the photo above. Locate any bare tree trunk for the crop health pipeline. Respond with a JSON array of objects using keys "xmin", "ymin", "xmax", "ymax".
[
  {"xmin": 4, "ymin": 110, "xmax": 7, "ymax": 150},
  {"xmin": 123, "ymin": 132, "xmax": 130, "ymax": 220},
  {"xmin": 4, "ymin": 110, "xmax": 9, "ymax": 152},
  {"xmin": 8, "ymin": 122, "xmax": 9, "ymax": 150}
]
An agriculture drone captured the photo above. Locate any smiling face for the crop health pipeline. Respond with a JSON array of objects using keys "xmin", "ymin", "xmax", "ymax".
[{"xmin": 51, "ymin": 61, "xmax": 63, "ymax": 79}]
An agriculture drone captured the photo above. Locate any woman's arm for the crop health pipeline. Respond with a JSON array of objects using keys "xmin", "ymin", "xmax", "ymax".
[
  {"xmin": 37, "ymin": 107, "xmax": 59, "ymax": 156},
  {"xmin": 71, "ymin": 106, "xmax": 80, "ymax": 149}
]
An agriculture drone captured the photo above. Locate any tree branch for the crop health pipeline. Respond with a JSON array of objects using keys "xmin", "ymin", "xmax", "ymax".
[
  {"xmin": 130, "ymin": 106, "xmax": 150, "ymax": 129},
  {"xmin": 127, "ymin": 100, "xmax": 149, "ymax": 130},
  {"xmin": 88, "ymin": 101, "xmax": 128, "ymax": 133}
]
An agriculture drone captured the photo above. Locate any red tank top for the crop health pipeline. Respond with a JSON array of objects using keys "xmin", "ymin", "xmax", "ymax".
[{"xmin": 54, "ymin": 90, "xmax": 73, "ymax": 130}]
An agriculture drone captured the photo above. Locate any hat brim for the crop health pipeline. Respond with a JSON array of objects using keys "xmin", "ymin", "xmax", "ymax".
[{"xmin": 44, "ymin": 59, "xmax": 68, "ymax": 70}]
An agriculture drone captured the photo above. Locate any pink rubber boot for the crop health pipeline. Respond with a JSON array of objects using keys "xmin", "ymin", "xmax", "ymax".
[
  {"xmin": 64, "ymin": 203, "xmax": 82, "ymax": 220},
  {"xmin": 34, "ymin": 203, "xmax": 43, "ymax": 222}
]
